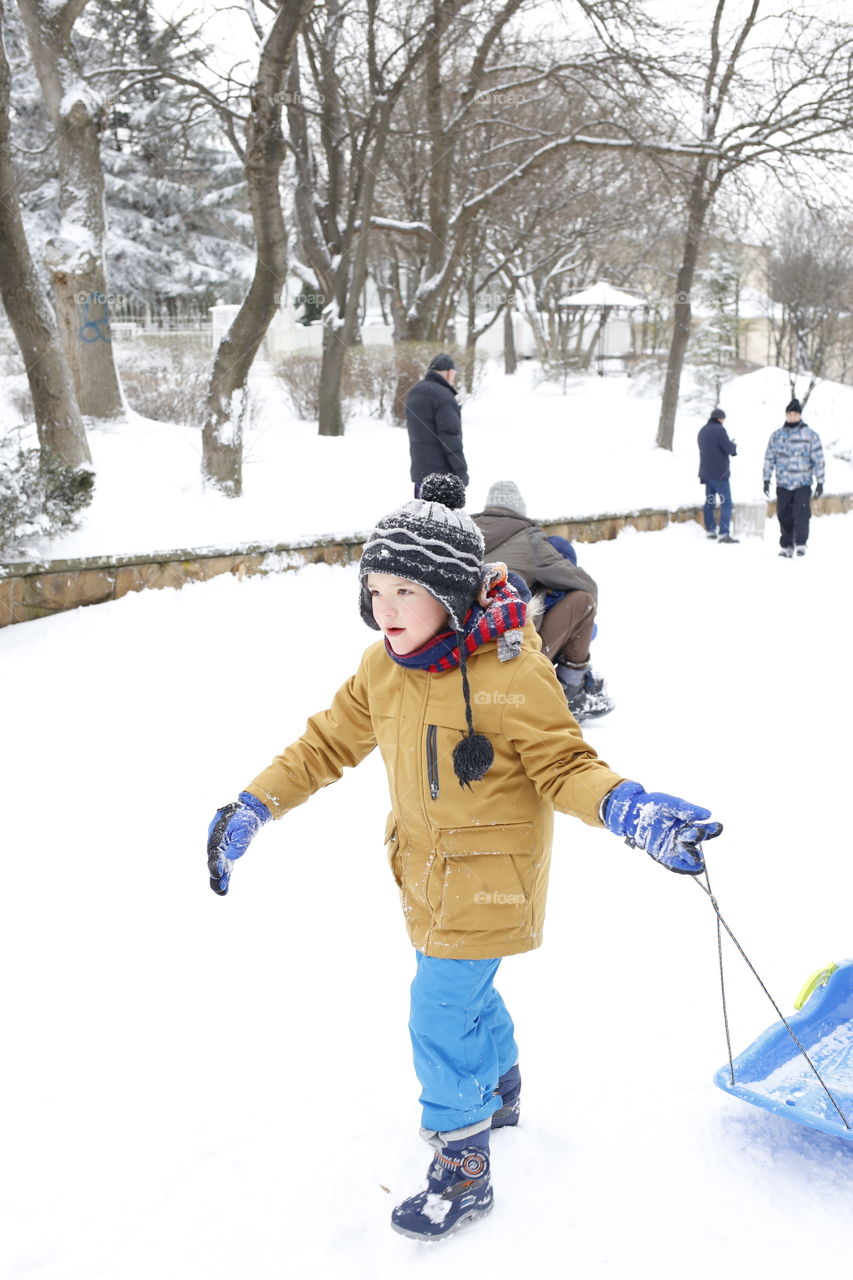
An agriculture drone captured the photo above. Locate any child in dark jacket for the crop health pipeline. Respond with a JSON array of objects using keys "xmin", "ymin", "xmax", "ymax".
[{"xmin": 207, "ymin": 473, "xmax": 722, "ymax": 1241}]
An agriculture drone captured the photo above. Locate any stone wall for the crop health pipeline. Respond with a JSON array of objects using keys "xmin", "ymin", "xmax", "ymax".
[{"xmin": 2, "ymin": 494, "xmax": 850, "ymax": 629}]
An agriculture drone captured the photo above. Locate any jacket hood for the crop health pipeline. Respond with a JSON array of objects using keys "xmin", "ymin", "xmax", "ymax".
[{"xmin": 472, "ymin": 508, "xmax": 534, "ymax": 555}]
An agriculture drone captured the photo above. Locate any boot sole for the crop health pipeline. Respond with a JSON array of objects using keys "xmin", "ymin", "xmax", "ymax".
[{"xmin": 390, "ymin": 1198, "xmax": 494, "ymax": 1241}]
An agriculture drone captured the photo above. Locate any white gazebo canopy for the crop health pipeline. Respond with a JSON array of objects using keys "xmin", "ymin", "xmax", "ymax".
[{"xmin": 557, "ymin": 279, "xmax": 646, "ymax": 309}]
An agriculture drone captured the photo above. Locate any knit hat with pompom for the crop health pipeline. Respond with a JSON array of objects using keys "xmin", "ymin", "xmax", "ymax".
[
  {"xmin": 359, "ymin": 473, "xmax": 495, "ymax": 788},
  {"xmin": 359, "ymin": 473, "xmax": 484, "ymax": 630}
]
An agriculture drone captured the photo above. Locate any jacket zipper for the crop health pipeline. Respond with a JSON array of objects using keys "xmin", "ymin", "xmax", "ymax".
[{"xmin": 426, "ymin": 724, "xmax": 440, "ymax": 800}]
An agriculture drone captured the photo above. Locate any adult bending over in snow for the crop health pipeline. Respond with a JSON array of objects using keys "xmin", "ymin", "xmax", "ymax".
[
  {"xmin": 206, "ymin": 473, "xmax": 722, "ymax": 1242},
  {"xmin": 472, "ymin": 480, "xmax": 614, "ymax": 721}
]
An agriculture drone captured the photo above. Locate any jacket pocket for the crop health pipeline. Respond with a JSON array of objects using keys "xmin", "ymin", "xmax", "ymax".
[
  {"xmin": 384, "ymin": 812, "xmax": 402, "ymax": 888},
  {"xmin": 435, "ymin": 823, "xmax": 537, "ymax": 931},
  {"xmin": 426, "ymin": 724, "xmax": 440, "ymax": 800}
]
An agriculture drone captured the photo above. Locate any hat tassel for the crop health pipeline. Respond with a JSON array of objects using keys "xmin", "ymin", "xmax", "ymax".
[{"xmin": 452, "ymin": 634, "xmax": 495, "ymax": 788}]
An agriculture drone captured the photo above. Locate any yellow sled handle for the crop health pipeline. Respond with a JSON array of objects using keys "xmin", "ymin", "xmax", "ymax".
[{"xmin": 794, "ymin": 963, "xmax": 839, "ymax": 1011}]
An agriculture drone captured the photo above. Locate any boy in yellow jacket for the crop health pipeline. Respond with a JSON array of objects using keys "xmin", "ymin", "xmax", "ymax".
[{"xmin": 207, "ymin": 473, "xmax": 721, "ymax": 1241}]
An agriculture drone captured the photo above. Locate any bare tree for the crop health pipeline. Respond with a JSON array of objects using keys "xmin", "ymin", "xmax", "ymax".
[
  {"xmin": 0, "ymin": 0, "xmax": 90, "ymax": 469},
  {"xmin": 288, "ymin": 0, "xmax": 719, "ymax": 434},
  {"xmin": 768, "ymin": 206, "xmax": 853, "ymax": 403},
  {"xmin": 375, "ymin": 2, "xmax": 697, "ymax": 354},
  {"xmin": 655, "ymin": 2, "xmax": 853, "ymax": 449},
  {"xmin": 17, "ymin": 0, "xmax": 123, "ymax": 418},
  {"xmin": 201, "ymin": 0, "xmax": 314, "ymax": 494},
  {"xmin": 286, "ymin": 0, "xmax": 464, "ymax": 436}
]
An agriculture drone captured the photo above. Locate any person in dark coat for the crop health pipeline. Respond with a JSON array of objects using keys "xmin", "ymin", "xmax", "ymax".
[
  {"xmin": 405, "ymin": 354, "xmax": 469, "ymax": 494},
  {"xmin": 472, "ymin": 480, "xmax": 614, "ymax": 721},
  {"xmin": 698, "ymin": 408, "xmax": 738, "ymax": 543}
]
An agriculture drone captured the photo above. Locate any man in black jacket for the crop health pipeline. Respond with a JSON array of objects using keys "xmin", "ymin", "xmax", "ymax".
[
  {"xmin": 698, "ymin": 407, "xmax": 738, "ymax": 543},
  {"xmin": 405, "ymin": 354, "xmax": 469, "ymax": 494}
]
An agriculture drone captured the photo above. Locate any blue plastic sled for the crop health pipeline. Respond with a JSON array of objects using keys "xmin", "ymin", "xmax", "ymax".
[{"xmin": 715, "ymin": 959, "xmax": 853, "ymax": 1141}]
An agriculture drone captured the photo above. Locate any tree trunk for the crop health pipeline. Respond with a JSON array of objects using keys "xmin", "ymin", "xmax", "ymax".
[
  {"xmin": 317, "ymin": 100, "xmax": 395, "ymax": 436},
  {"xmin": 656, "ymin": 161, "xmax": 711, "ymax": 450},
  {"xmin": 17, "ymin": 0, "xmax": 122, "ymax": 420},
  {"xmin": 0, "ymin": 1, "xmax": 90, "ymax": 469},
  {"xmin": 503, "ymin": 307, "xmax": 517, "ymax": 374},
  {"xmin": 317, "ymin": 329, "xmax": 347, "ymax": 437},
  {"xmin": 202, "ymin": 129, "xmax": 286, "ymax": 490},
  {"xmin": 201, "ymin": 0, "xmax": 313, "ymax": 493}
]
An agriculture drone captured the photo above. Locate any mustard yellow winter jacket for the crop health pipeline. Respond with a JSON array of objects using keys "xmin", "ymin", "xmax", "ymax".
[{"xmin": 244, "ymin": 622, "xmax": 625, "ymax": 960}]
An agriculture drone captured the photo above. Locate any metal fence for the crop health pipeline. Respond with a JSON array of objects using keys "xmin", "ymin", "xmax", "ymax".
[{"xmin": 107, "ymin": 298, "xmax": 212, "ymax": 335}]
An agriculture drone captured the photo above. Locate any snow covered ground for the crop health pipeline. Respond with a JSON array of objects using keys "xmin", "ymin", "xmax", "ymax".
[
  {"xmin": 3, "ymin": 363, "xmax": 853, "ymax": 1278},
  {"xmin": 16, "ymin": 358, "xmax": 853, "ymax": 561}
]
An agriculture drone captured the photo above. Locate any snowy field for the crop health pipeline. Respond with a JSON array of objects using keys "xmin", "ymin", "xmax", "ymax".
[
  {"xmin": 17, "ymin": 358, "xmax": 853, "ymax": 561},
  {"xmin": 3, "ymin": 493, "xmax": 853, "ymax": 1278}
]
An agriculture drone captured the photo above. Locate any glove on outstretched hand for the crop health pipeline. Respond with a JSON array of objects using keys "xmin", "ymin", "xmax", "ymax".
[
  {"xmin": 603, "ymin": 781, "xmax": 722, "ymax": 875},
  {"xmin": 763, "ymin": 480, "xmax": 770, "ymax": 498},
  {"xmin": 814, "ymin": 482, "xmax": 823, "ymax": 498},
  {"xmin": 207, "ymin": 791, "xmax": 271, "ymax": 895}
]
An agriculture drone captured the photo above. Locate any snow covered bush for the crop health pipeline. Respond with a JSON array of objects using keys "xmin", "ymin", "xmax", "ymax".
[
  {"xmin": 342, "ymin": 346, "xmax": 398, "ymax": 418},
  {"xmin": 115, "ymin": 337, "xmax": 212, "ymax": 426},
  {"xmin": 274, "ymin": 344, "xmax": 487, "ymax": 426},
  {"xmin": 4, "ymin": 379, "xmax": 34, "ymax": 425},
  {"xmin": 0, "ymin": 433, "xmax": 94, "ymax": 558},
  {"xmin": 273, "ymin": 351, "xmax": 333, "ymax": 423}
]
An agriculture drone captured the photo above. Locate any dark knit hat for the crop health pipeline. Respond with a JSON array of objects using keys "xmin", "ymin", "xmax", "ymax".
[
  {"xmin": 786, "ymin": 398, "xmax": 802, "ymax": 414},
  {"xmin": 428, "ymin": 352, "xmax": 456, "ymax": 372},
  {"xmin": 359, "ymin": 473, "xmax": 484, "ymax": 630},
  {"xmin": 359, "ymin": 473, "xmax": 495, "ymax": 788},
  {"xmin": 710, "ymin": 407, "xmax": 726, "ymax": 421}
]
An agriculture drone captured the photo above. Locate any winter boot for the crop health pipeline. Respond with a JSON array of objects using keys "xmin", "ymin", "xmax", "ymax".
[
  {"xmin": 491, "ymin": 1063, "xmax": 521, "ymax": 1129},
  {"xmin": 795, "ymin": 545, "xmax": 807, "ymax": 557},
  {"xmin": 557, "ymin": 666, "xmax": 615, "ymax": 722},
  {"xmin": 555, "ymin": 663, "xmax": 605, "ymax": 697},
  {"xmin": 391, "ymin": 1129, "xmax": 493, "ymax": 1241},
  {"xmin": 717, "ymin": 534, "xmax": 739, "ymax": 544},
  {"xmin": 778, "ymin": 547, "xmax": 793, "ymax": 558}
]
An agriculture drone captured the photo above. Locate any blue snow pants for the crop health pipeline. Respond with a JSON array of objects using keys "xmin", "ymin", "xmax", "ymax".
[
  {"xmin": 703, "ymin": 479, "xmax": 733, "ymax": 537},
  {"xmin": 409, "ymin": 952, "xmax": 518, "ymax": 1137}
]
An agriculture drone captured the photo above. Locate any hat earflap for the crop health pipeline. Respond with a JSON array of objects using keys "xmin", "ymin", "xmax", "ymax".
[{"xmin": 452, "ymin": 635, "xmax": 495, "ymax": 788}]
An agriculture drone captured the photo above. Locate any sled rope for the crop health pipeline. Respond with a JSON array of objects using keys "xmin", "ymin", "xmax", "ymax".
[
  {"xmin": 705, "ymin": 863, "xmax": 734, "ymax": 1086},
  {"xmin": 694, "ymin": 868, "xmax": 851, "ymax": 1131}
]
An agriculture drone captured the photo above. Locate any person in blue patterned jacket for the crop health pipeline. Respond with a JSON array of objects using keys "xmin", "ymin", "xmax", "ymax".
[{"xmin": 763, "ymin": 398, "xmax": 825, "ymax": 557}]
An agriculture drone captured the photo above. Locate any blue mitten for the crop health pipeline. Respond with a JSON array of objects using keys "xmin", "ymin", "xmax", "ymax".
[
  {"xmin": 603, "ymin": 781, "xmax": 722, "ymax": 875},
  {"xmin": 207, "ymin": 791, "xmax": 271, "ymax": 895}
]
